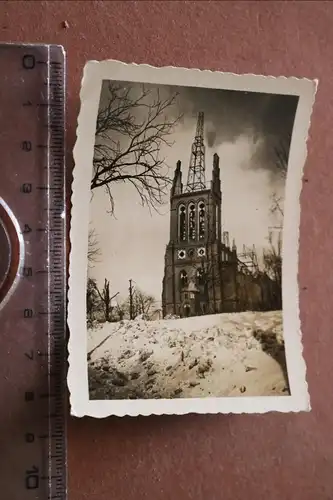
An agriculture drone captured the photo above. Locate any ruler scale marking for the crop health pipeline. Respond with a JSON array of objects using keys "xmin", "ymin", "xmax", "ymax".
[{"xmin": 0, "ymin": 44, "xmax": 67, "ymax": 500}]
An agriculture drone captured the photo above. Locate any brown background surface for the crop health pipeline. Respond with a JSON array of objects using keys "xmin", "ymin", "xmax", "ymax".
[{"xmin": 1, "ymin": 1, "xmax": 333, "ymax": 499}]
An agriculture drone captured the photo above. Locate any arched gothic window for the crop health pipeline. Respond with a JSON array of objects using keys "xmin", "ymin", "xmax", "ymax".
[
  {"xmin": 196, "ymin": 267, "xmax": 205, "ymax": 286},
  {"xmin": 178, "ymin": 205, "xmax": 186, "ymax": 241},
  {"xmin": 188, "ymin": 203, "xmax": 196, "ymax": 240},
  {"xmin": 198, "ymin": 202, "xmax": 205, "ymax": 240},
  {"xmin": 179, "ymin": 270, "xmax": 188, "ymax": 289}
]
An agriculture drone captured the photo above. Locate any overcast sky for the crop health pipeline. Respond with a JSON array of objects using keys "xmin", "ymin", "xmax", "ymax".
[{"xmin": 89, "ymin": 80, "xmax": 298, "ymax": 305}]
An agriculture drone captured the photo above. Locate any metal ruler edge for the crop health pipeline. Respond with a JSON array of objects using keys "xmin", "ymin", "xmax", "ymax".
[{"xmin": 0, "ymin": 43, "xmax": 67, "ymax": 500}]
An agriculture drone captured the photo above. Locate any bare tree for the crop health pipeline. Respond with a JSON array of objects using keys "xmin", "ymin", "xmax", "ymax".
[
  {"xmin": 88, "ymin": 227, "xmax": 101, "ymax": 267},
  {"xmin": 86, "ymin": 229, "xmax": 102, "ymax": 323},
  {"xmin": 86, "ymin": 277, "xmax": 100, "ymax": 324},
  {"xmin": 269, "ymin": 131, "xmax": 290, "ymax": 233},
  {"xmin": 113, "ymin": 303, "xmax": 125, "ymax": 321},
  {"xmin": 120, "ymin": 287, "xmax": 156, "ymax": 319},
  {"xmin": 262, "ymin": 231, "xmax": 282, "ymax": 310},
  {"xmin": 133, "ymin": 289, "xmax": 156, "ymax": 317},
  {"xmin": 274, "ymin": 131, "xmax": 292, "ymax": 179},
  {"xmin": 267, "ymin": 174, "xmax": 284, "ymax": 308},
  {"xmin": 270, "ymin": 193, "xmax": 284, "ymax": 220},
  {"xmin": 92, "ymin": 83, "xmax": 181, "ymax": 213},
  {"xmin": 94, "ymin": 278, "xmax": 119, "ymax": 322}
]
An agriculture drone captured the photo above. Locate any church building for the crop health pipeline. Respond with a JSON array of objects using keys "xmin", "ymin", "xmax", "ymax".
[{"xmin": 162, "ymin": 112, "xmax": 278, "ymax": 318}]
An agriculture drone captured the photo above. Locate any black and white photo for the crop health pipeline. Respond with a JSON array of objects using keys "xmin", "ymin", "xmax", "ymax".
[{"xmin": 68, "ymin": 61, "xmax": 316, "ymax": 417}]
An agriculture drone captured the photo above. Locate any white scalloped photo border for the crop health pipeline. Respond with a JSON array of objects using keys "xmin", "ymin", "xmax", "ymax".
[{"xmin": 68, "ymin": 60, "xmax": 317, "ymax": 418}]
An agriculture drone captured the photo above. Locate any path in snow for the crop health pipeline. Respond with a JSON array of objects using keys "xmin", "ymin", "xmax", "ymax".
[{"xmin": 87, "ymin": 310, "xmax": 289, "ymax": 400}]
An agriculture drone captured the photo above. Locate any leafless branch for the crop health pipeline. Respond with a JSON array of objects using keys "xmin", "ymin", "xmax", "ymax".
[
  {"xmin": 92, "ymin": 83, "xmax": 182, "ymax": 213},
  {"xmin": 92, "ymin": 278, "xmax": 119, "ymax": 322},
  {"xmin": 274, "ymin": 131, "xmax": 292, "ymax": 178},
  {"xmin": 271, "ymin": 193, "xmax": 284, "ymax": 217},
  {"xmin": 119, "ymin": 287, "xmax": 156, "ymax": 319},
  {"xmin": 132, "ymin": 289, "xmax": 156, "ymax": 316},
  {"xmin": 88, "ymin": 227, "xmax": 101, "ymax": 267}
]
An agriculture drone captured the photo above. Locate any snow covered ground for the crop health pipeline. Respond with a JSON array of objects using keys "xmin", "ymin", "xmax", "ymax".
[{"xmin": 87, "ymin": 310, "xmax": 290, "ymax": 400}]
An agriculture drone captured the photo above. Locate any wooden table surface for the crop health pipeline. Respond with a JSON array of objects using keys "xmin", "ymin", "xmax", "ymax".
[{"xmin": 1, "ymin": 1, "xmax": 333, "ymax": 499}]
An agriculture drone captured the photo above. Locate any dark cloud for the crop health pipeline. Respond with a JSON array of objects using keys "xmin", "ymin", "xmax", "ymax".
[
  {"xmin": 100, "ymin": 79, "xmax": 299, "ymax": 183},
  {"xmin": 175, "ymin": 86, "xmax": 297, "ymax": 142},
  {"xmin": 172, "ymin": 85, "xmax": 298, "ymax": 183},
  {"xmin": 206, "ymin": 129, "xmax": 217, "ymax": 148}
]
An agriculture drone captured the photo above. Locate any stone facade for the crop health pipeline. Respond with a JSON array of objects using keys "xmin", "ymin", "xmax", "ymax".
[{"xmin": 161, "ymin": 152, "xmax": 279, "ymax": 318}]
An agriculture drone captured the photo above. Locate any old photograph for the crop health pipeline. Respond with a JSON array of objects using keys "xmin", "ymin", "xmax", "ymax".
[{"xmin": 69, "ymin": 61, "xmax": 316, "ymax": 417}]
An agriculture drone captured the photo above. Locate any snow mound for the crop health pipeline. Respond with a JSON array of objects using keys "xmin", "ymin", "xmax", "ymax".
[{"xmin": 87, "ymin": 310, "xmax": 289, "ymax": 400}]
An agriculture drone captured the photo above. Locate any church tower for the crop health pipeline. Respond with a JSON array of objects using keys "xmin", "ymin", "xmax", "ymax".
[{"xmin": 162, "ymin": 112, "xmax": 226, "ymax": 318}]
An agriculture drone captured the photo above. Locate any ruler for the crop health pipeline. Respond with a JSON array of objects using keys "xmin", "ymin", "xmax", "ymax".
[{"xmin": 0, "ymin": 45, "xmax": 67, "ymax": 500}]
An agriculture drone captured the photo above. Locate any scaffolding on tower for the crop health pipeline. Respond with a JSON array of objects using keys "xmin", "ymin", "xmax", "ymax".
[
  {"xmin": 238, "ymin": 244, "xmax": 259, "ymax": 276},
  {"xmin": 186, "ymin": 111, "xmax": 206, "ymax": 192}
]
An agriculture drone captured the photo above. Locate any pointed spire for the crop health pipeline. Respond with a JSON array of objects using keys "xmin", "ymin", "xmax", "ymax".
[
  {"xmin": 171, "ymin": 160, "xmax": 183, "ymax": 197},
  {"xmin": 213, "ymin": 153, "xmax": 220, "ymax": 171},
  {"xmin": 232, "ymin": 238, "xmax": 237, "ymax": 252},
  {"xmin": 211, "ymin": 153, "xmax": 221, "ymax": 195},
  {"xmin": 186, "ymin": 112, "xmax": 206, "ymax": 192}
]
